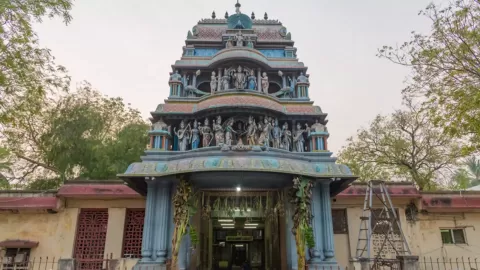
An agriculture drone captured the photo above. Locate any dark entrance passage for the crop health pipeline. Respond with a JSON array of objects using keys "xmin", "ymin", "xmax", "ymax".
[{"xmin": 197, "ymin": 190, "xmax": 284, "ymax": 270}]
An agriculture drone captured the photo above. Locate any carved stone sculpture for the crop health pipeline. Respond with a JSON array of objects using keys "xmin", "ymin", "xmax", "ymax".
[
  {"xmin": 222, "ymin": 68, "xmax": 230, "ymax": 90},
  {"xmin": 293, "ymin": 123, "xmax": 307, "ymax": 152},
  {"xmin": 225, "ymin": 118, "xmax": 237, "ymax": 146},
  {"xmin": 297, "ymin": 72, "xmax": 309, "ymax": 83},
  {"xmin": 233, "ymin": 66, "xmax": 246, "ymax": 90},
  {"xmin": 281, "ymin": 122, "xmax": 292, "ymax": 151},
  {"xmin": 174, "ymin": 120, "xmax": 191, "ymax": 151},
  {"xmin": 271, "ymin": 118, "xmax": 281, "ymax": 148},
  {"xmin": 210, "ymin": 71, "xmax": 218, "ymax": 92},
  {"xmin": 247, "ymin": 116, "xmax": 257, "ymax": 145},
  {"xmin": 247, "ymin": 70, "xmax": 257, "ymax": 90},
  {"xmin": 261, "ymin": 72, "xmax": 269, "ymax": 93},
  {"xmin": 311, "ymin": 119, "xmax": 327, "ymax": 132},
  {"xmin": 191, "ymin": 120, "xmax": 200, "ymax": 150},
  {"xmin": 170, "ymin": 70, "xmax": 182, "ymax": 82},
  {"xmin": 213, "ymin": 115, "xmax": 225, "ymax": 145},
  {"xmin": 235, "ymin": 32, "xmax": 244, "ymax": 47},
  {"xmin": 152, "ymin": 118, "xmax": 168, "ymax": 131},
  {"xmin": 199, "ymin": 118, "xmax": 213, "ymax": 147}
]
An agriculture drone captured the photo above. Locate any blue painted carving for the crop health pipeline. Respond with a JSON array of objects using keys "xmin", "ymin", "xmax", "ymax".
[
  {"xmin": 204, "ymin": 158, "xmax": 220, "ymax": 168},
  {"xmin": 155, "ymin": 163, "xmax": 167, "ymax": 173},
  {"xmin": 227, "ymin": 13, "xmax": 252, "ymax": 29},
  {"xmin": 193, "ymin": 48, "xmax": 220, "ymax": 57},
  {"xmin": 314, "ymin": 163, "xmax": 328, "ymax": 173},
  {"xmin": 259, "ymin": 49, "xmax": 286, "ymax": 58},
  {"xmin": 125, "ymin": 164, "xmax": 135, "ymax": 174}
]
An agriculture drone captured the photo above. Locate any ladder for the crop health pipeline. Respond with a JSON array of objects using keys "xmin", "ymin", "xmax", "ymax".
[{"xmin": 355, "ymin": 180, "xmax": 411, "ymax": 261}]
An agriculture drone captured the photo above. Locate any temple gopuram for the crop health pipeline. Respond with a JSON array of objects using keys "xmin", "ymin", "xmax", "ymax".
[{"xmin": 118, "ymin": 2, "xmax": 356, "ymax": 270}]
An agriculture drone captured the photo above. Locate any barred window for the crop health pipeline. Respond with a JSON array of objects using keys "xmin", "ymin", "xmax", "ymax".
[
  {"xmin": 332, "ymin": 209, "xmax": 348, "ymax": 234},
  {"xmin": 371, "ymin": 208, "xmax": 400, "ymax": 234},
  {"xmin": 122, "ymin": 209, "xmax": 145, "ymax": 258}
]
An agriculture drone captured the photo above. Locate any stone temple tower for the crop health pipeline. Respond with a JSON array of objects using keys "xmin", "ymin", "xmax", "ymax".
[{"xmin": 119, "ymin": 2, "xmax": 356, "ymax": 269}]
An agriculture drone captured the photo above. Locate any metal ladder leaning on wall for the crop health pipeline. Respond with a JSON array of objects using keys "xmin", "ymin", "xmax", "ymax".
[{"xmin": 355, "ymin": 180, "xmax": 411, "ymax": 269}]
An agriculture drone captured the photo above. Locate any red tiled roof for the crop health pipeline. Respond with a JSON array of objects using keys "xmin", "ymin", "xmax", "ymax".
[
  {"xmin": 337, "ymin": 184, "xmax": 420, "ymax": 198},
  {"xmin": 422, "ymin": 194, "xmax": 480, "ymax": 211},
  {"xmin": 0, "ymin": 197, "xmax": 57, "ymax": 210},
  {"xmin": 0, "ymin": 240, "xmax": 39, "ymax": 248},
  {"xmin": 57, "ymin": 184, "xmax": 140, "ymax": 198}
]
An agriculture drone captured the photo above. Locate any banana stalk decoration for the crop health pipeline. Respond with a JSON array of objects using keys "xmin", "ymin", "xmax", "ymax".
[
  {"xmin": 171, "ymin": 178, "xmax": 198, "ymax": 269},
  {"xmin": 290, "ymin": 176, "xmax": 315, "ymax": 270}
]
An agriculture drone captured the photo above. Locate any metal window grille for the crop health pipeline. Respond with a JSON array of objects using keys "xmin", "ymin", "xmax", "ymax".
[
  {"xmin": 332, "ymin": 209, "xmax": 348, "ymax": 234},
  {"xmin": 371, "ymin": 208, "xmax": 400, "ymax": 234},
  {"xmin": 73, "ymin": 209, "xmax": 109, "ymax": 270},
  {"xmin": 122, "ymin": 209, "xmax": 145, "ymax": 258},
  {"xmin": 440, "ymin": 228, "xmax": 466, "ymax": 244}
]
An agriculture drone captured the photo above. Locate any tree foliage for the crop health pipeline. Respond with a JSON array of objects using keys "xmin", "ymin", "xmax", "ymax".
[
  {"xmin": 378, "ymin": 0, "xmax": 480, "ymax": 152},
  {"xmin": 338, "ymin": 102, "xmax": 464, "ymax": 190},
  {"xmin": 0, "ymin": 0, "xmax": 73, "ymax": 123},
  {"xmin": 2, "ymin": 82, "xmax": 149, "ymax": 186},
  {"xmin": 452, "ymin": 156, "xmax": 480, "ymax": 189}
]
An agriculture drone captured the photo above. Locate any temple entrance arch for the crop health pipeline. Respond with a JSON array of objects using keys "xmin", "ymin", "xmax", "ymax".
[{"xmin": 196, "ymin": 190, "xmax": 285, "ymax": 270}]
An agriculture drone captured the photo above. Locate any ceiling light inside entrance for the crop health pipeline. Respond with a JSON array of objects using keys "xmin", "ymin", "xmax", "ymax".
[
  {"xmin": 236, "ymin": 186, "xmax": 241, "ymax": 192},
  {"xmin": 244, "ymin": 226, "xmax": 257, "ymax": 229},
  {"xmin": 218, "ymin": 219, "xmax": 233, "ymax": 222}
]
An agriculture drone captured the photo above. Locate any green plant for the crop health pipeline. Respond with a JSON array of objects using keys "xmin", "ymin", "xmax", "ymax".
[{"xmin": 290, "ymin": 176, "xmax": 315, "ymax": 270}]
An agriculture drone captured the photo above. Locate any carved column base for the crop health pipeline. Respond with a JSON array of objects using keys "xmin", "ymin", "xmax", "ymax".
[
  {"xmin": 308, "ymin": 261, "xmax": 340, "ymax": 270},
  {"xmin": 133, "ymin": 262, "xmax": 167, "ymax": 270}
]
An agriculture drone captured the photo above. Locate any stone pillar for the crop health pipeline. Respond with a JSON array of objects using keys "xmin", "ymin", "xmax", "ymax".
[
  {"xmin": 141, "ymin": 180, "xmax": 157, "ymax": 262},
  {"xmin": 153, "ymin": 180, "xmax": 171, "ymax": 264},
  {"xmin": 308, "ymin": 182, "xmax": 324, "ymax": 266},
  {"xmin": 320, "ymin": 181, "xmax": 336, "ymax": 261},
  {"xmin": 192, "ymin": 74, "xmax": 197, "ymax": 89},
  {"xmin": 282, "ymin": 75, "xmax": 287, "ymax": 88},
  {"xmin": 167, "ymin": 183, "xmax": 176, "ymax": 259},
  {"xmin": 397, "ymin": 255, "xmax": 419, "ymax": 270},
  {"xmin": 257, "ymin": 69, "xmax": 262, "ymax": 92},
  {"xmin": 217, "ymin": 68, "xmax": 222, "ymax": 92}
]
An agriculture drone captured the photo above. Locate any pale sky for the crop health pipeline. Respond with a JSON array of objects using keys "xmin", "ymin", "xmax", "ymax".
[{"xmin": 34, "ymin": 0, "xmax": 442, "ymax": 155}]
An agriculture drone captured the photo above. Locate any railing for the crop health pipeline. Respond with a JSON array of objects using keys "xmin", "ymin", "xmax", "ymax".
[
  {"xmin": 420, "ymin": 257, "xmax": 479, "ymax": 270},
  {"xmin": 0, "ymin": 254, "xmax": 119, "ymax": 270}
]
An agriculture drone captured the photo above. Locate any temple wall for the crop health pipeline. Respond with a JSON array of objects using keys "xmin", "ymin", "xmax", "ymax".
[
  {"xmin": 2, "ymin": 195, "xmax": 480, "ymax": 267},
  {"xmin": 0, "ymin": 208, "xmax": 78, "ymax": 258}
]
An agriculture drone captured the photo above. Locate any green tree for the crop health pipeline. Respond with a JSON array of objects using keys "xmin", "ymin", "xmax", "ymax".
[
  {"xmin": 0, "ymin": 0, "xmax": 73, "ymax": 123},
  {"xmin": 378, "ymin": 0, "xmax": 480, "ymax": 152},
  {"xmin": 452, "ymin": 156, "xmax": 480, "ymax": 189},
  {"xmin": 2, "ymin": 82, "xmax": 149, "ymax": 185},
  {"xmin": 338, "ymin": 101, "xmax": 464, "ymax": 190}
]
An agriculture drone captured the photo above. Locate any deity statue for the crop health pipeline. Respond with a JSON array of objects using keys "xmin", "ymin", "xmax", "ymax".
[
  {"xmin": 199, "ymin": 118, "xmax": 213, "ymax": 147},
  {"xmin": 261, "ymin": 72, "xmax": 269, "ymax": 93},
  {"xmin": 235, "ymin": 33, "xmax": 244, "ymax": 47},
  {"xmin": 210, "ymin": 71, "xmax": 218, "ymax": 92},
  {"xmin": 311, "ymin": 119, "xmax": 327, "ymax": 133},
  {"xmin": 297, "ymin": 72, "xmax": 309, "ymax": 83},
  {"xmin": 258, "ymin": 117, "xmax": 272, "ymax": 147},
  {"xmin": 213, "ymin": 115, "xmax": 225, "ymax": 145},
  {"xmin": 293, "ymin": 123, "xmax": 307, "ymax": 152},
  {"xmin": 222, "ymin": 68, "xmax": 230, "ymax": 90},
  {"xmin": 246, "ymin": 116, "xmax": 257, "ymax": 145},
  {"xmin": 256, "ymin": 122, "xmax": 262, "ymax": 144},
  {"xmin": 246, "ymin": 38, "xmax": 254, "ymax": 48},
  {"xmin": 190, "ymin": 120, "xmax": 200, "ymax": 150},
  {"xmin": 281, "ymin": 122, "xmax": 292, "ymax": 151},
  {"xmin": 247, "ymin": 70, "xmax": 257, "ymax": 90},
  {"xmin": 226, "ymin": 38, "xmax": 234, "ymax": 48},
  {"xmin": 174, "ymin": 120, "xmax": 191, "ymax": 151},
  {"xmin": 271, "ymin": 118, "xmax": 282, "ymax": 148},
  {"xmin": 170, "ymin": 70, "xmax": 182, "ymax": 82},
  {"xmin": 287, "ymin": 76, "xmax": 296, "ymax": 98},
  {"xmin": 225, "ymin": 118, "xmax": 237, "ymax": 146},
  {"xmin": 233, "ymin": 66, "xmax": 246, "ymax": 90}
]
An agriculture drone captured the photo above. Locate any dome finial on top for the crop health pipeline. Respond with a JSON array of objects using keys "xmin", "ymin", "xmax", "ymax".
[{"xmin": 235, "ymin": 0, "xmax": 241, "ymax": 14}]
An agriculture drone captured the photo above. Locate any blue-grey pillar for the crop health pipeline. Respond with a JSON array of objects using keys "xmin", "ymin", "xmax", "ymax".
[
  {"xmin": 320, "ymin": 181, "xmax": 336, "ymax": 261},
  {"xmin": 309, "ymin": 181, "xmax": 325, "ymax": 264},
  {"xmin": 167, "ymin": 183, "xmax": 176, "ymax": 259},
  {"xmin": 153, "ymin": 180, "xmax": 171, "ymax": 264},
  {"xmin": 285, "ymin": 198, "xmax": 298, "ymax": 270},
  {"xmin": 178, "ymin": 223, "xmax": 191, "ymax": 270},
  {"xmin": 141, "ymin": 180, "xmax": 157, "ymax": 262}
]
